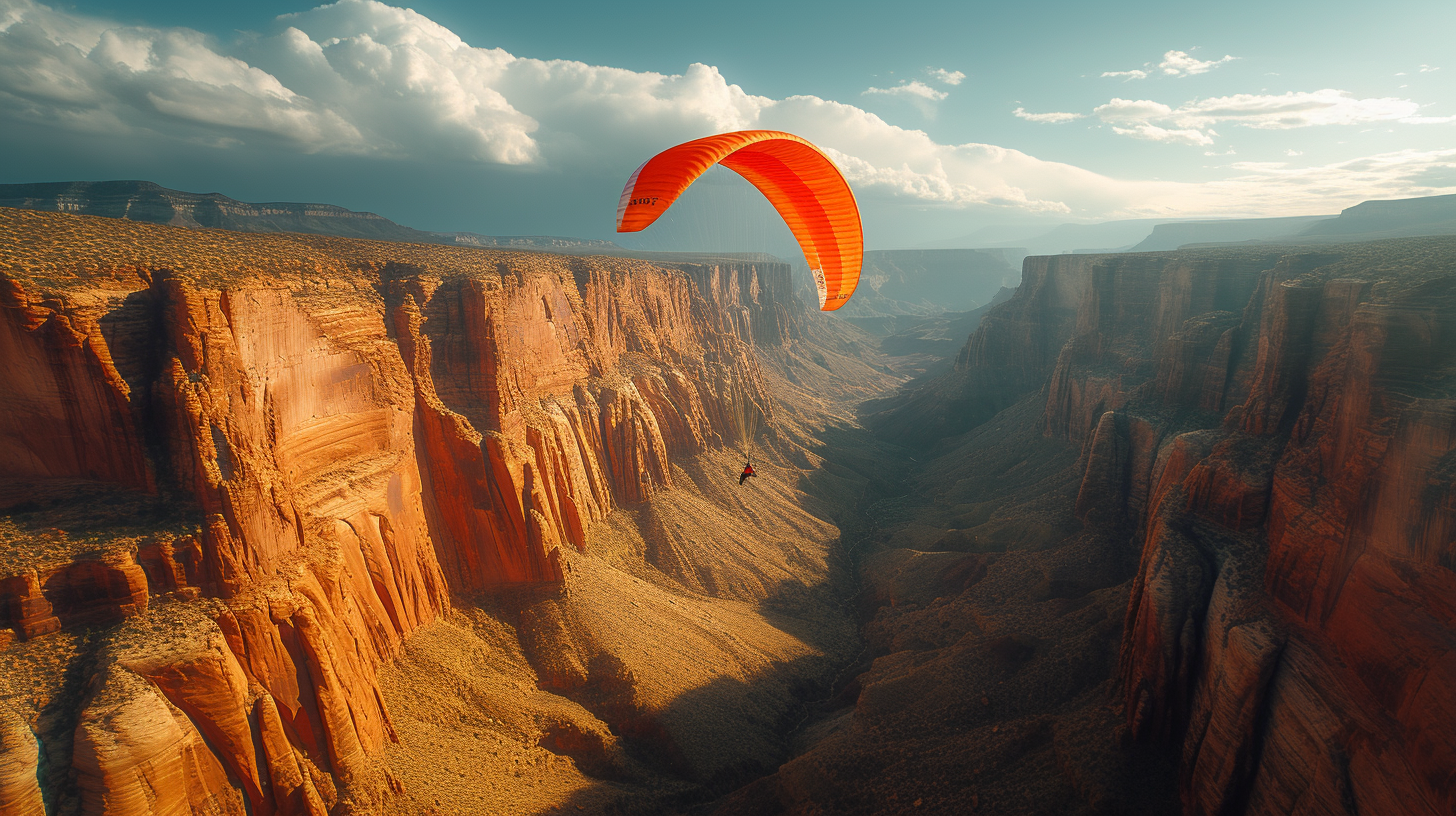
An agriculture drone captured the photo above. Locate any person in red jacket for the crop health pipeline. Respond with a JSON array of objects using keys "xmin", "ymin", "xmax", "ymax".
[{"xmin": 739, "ymin": 462, "xmax": 756, "ymax": 486}]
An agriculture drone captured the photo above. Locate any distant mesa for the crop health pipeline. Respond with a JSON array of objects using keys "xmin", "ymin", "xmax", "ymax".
[
  {"xmin": 0, "ymin": 180, "xmax": 619, "ymax": 251},
  {"xmin": 1295, "ymin": 192, "xmax": 1456, "ymax": 241},
  {"xmin": 918, "ymin": 218, "xmax": 1192, "ymax": 258},
  {"xmin": 1132, "ymin": 193, "xmax": 1456, "ymax": 251},
  {"xmin": 915, "ymin": 192, "xmax": 1456, "ymax": 258},
  {"xmin": 1128, "ymin": 214, "xmax": 1335, "ymax": 252}
]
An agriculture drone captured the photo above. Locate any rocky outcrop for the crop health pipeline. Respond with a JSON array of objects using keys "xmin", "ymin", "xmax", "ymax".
[
  {"xmin": 0, "ymin": 572, "xmax": 61, "ymax": 641},
  {"xmin": 0, "ymin": 207, "xmax": 803, "ymax": 813},
  {"xmin": 908, "ymin": 238, "xmax": 1456, "ymax": 815}
]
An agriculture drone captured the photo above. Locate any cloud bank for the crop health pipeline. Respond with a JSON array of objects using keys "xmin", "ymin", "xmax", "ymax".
[
  {"xmin": 0, "ymin": 0, "xmax": 1452, "ymax": 225},
  {"xmin": 0, "ymin": 0, "xmax": 1130, "ymax": 214},
  {"xmin": 1088, "ymin": 90, "xmax": 1433, "ymax": 143}
]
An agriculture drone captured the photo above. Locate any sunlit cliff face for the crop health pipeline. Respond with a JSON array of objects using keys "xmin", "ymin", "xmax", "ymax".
[{"xmin": 0, "ymin": 207, "xmax": 893, "ymax": 814}]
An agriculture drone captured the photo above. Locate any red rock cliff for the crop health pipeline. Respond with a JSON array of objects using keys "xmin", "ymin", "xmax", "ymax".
[
  {"xmin": 0, "ymin": 208, "xmax": 794, "ymax": 814},
  {"xmin": 926, "ymin": 238, "xmax": 1456, "ymax": 815}
]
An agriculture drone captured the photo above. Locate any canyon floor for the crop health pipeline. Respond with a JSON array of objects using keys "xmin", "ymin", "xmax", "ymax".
[
  {"xmin": 714, "ymin": 395, "xmax": 1181, "ymax": 816},
  {"xmin": 364, "ymin": 313, "xmax": 1186, "ymax": 815},
  {"xmin": 364, "ymin": 327, "xmax": 954, "ymax": 815}
]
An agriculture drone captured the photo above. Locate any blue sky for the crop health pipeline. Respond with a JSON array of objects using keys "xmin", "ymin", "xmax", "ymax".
[{"xmin": 2, "ymin": 0, "xmax": 1453, "ymax": 248}]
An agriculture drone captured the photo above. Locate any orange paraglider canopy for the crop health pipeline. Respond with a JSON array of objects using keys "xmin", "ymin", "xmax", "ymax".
[{"xmin": 615, "ymin": 130, "xmax": 863, "ymax": 311}]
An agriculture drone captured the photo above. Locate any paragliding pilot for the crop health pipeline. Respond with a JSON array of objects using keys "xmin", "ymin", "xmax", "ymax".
[{"xmin": 739, "ymin": 461, "xmax": 756, "ymax": 486}]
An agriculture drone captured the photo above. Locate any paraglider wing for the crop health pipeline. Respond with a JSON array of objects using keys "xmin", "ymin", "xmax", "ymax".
[{"xmin": 615, "ymin": 130, "xmax": 863, "ymax": 311}]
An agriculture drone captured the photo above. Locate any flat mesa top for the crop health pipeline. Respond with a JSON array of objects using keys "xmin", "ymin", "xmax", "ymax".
[{"xmin": 0, "ymin": 207, "xmax": 717, "ymax": 295}]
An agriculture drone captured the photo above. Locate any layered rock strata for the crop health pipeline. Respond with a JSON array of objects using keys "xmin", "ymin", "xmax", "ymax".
[
  {"xmin": 737, "ymin": 239, "xmax": 1454, "ymax": 816},
  {"xmin": 898, "ymin": 239, "xmax": 1456, "ymax": 815},
  {"xmin": 0, "ymin": 207, "xmax": 800, "ymax": 814}
]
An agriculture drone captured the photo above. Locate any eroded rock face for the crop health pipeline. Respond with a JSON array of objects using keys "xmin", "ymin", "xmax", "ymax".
[
  {"xmin": 0, "ymin": 703, "xmax": 44, "ymax": 816},
  {"xmin": 917, "ymin": 240, "xmax": 1456, "ymax": 815},
  {"xmin": 0, "ymin": 279, "xmax": 153, "ymax": 494},
  {"xmin": 0, "ymin": 208, "xmax": 801, "ymax": 813},
  {"xmin": 834, "ymin": 240, "xmax": 1456, "ymax": 816}
]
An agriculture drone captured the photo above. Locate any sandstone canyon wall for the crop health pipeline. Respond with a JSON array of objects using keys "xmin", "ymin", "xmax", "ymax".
[
  {"xmin": 0, "ymin": 207, "xmax": 816, "ymax": 815},
  {"xmin": 883, "ymin": 239, "xmax": 1456, "ymax": 815},
  {"xmin": 8, "ymin": 203, "xmax": 1450, "ymax": 816}
]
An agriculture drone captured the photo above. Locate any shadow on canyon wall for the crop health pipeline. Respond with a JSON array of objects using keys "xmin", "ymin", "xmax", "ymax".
[{"xmin": 704, "ymin": 237, "xmax": 1456, "ymax": 816}]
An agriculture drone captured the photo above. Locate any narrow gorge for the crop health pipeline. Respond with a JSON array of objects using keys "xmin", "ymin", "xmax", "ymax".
[
  {"xmin": 729, "ymin": 239, "xmax": 1456, "ymax": 815},
  {"xmin": 0, "ymin": 207, "xmax": 1452, "ymax": 816}
]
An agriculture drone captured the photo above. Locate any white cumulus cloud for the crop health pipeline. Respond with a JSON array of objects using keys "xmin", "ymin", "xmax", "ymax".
[
  {"xmin": 1013, "ymin": 106, "xmax": 1085, "ymax": 124},
  {"xmin": 1157, "ymin": 50, "xmax": 1236, "ymax": 76},
  {"xmin": 926, "ymin": 68, "xmax": 965, "ymax": 86},
  {"xmin": 0, "ymin": 0, "xmax": 1119, "ymax": 214},
  {"xmin": 1110, "ymin": 123, "xmax": 1215, "ymax": 145},
  {"xmin": 756, "ymin": 95, "xmax": 1138, "ymax": 213},
  {"xmin": 1094, "ymin": 98, "xmax": 1176, "ymax": 122},
  {"xmin": 1103, "ymin": 49, "xmax": 1235, "ymax": 80},
  {"xmin": 862, "ymin": 80, "xmax": 948, "ymax": 101}
]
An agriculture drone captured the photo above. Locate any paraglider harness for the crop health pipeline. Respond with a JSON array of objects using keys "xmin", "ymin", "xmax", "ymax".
[{"xmin": 738, "ymin": 457, "xmax": 756, "ymax": 486}]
